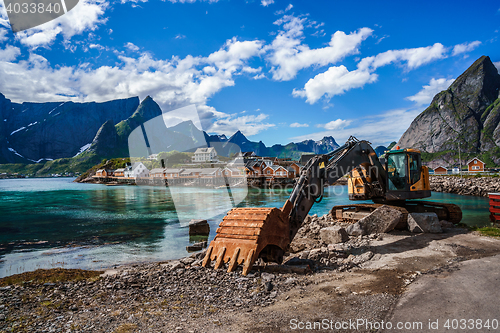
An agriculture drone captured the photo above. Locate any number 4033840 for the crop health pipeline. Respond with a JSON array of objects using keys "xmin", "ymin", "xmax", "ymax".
[{"xmin": 5, "ymin": 2, "xmax": 62, "ymax": 14}]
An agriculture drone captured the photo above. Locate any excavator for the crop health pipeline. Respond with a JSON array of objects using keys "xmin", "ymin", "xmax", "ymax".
[{"xmin": 202, "ymin": 137, "xmax": 462, "ymax": 275}]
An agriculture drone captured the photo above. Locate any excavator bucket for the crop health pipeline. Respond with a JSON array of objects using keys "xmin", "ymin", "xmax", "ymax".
[{"xmin": 202, "ymin": 201, "xmax": 292, "ymax": 275}]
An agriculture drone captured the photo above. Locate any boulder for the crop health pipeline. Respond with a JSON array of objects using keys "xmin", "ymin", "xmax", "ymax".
[
  {"xmin": 346, "ymin": 222, "xmax": 364, "ymax": 236},
  {"xmin": 347, "ymin": 205, "xmax": 403, "ymax": 235},
  {"xmin": 319, "ymin": 226, "xmax": 348, "ymax": 244},
  {"xmin": 407, "ymin": 213, "xmax": 442, "ymax": 233},
  {"xmin": 188, "ymin": 219, "xmax": 210, "ymax": 236},
  {"xmin": 440, "ymin": 220, "xmax": 455, "ymax": 229}
]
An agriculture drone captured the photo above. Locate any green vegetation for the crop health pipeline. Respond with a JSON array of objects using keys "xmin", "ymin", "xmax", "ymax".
[
  {"xmin": 0, "ymin": 268, "xmax": 102, "ymax": 286},
  {"xmin": 471, "ymin": 226, "xmax": 500, "ymax": 238}
]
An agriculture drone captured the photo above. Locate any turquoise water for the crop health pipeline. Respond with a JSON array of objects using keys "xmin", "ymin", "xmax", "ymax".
[{"xmin": 0, "ymin": 178, "xmax": 492, "ymax": 277}]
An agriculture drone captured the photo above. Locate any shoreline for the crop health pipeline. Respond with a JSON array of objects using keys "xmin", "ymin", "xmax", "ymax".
[{"xmin": 2, "ymin": 215, "xmax": 500, "ymax": 332}]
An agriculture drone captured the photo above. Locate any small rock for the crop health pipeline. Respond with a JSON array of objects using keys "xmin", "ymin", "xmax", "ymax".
[
  {"xmin": 264, "ymin": 281, "xmax": 273, "ymax": 292},
  {"xmin": 319, "ymin": 226, "xmax": 348, "ymax": 244},
  {"xmin": 352, "ymin": 251, "xmax": 374, "ymax": 265},
  {"xmin": 440, "ymin": 220, "xmax": 454, "ymax": 228},
  {"xmin": 170, "ymin": 261, "xmax": 184, "ymax": 270},
  {"xmin": 260, "ymin": 272, "xmax": 275, "ymax": 281},
  {"xmin": 408, "ymin": 213, "xmax": 442, "ymax": 233},
  {"xmin": 0, "ymin": 314, "xmax": 5, "ymax": 321},
  {"xmin": 180, "ymin": 257, "xmax": 195, "ymax": 265},
  {"xmin": 188, "ymin": 219, "xmax": 210, "ymax": 236},
  {"xmin": 346, "ymin": 222, "xmax": 364, "ymax": 236}
]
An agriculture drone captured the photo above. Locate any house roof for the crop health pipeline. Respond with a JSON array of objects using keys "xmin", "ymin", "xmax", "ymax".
[
  {"xmin": 150, "ymin": 168, "xmax": 165, "ymax": 174},
  {"xmin": 200, "ymin": 168, "xmax": 220, "ymax": 175},
  {"xmin": 115, "ymin": 168, "xmax": 125, "ymax": 172},
  {"xmin": 194, "ymin": 147, "xmax": 216, "ymax": 154},
  {"xmin": 466, "ymin": 157, "xmax": 485, "ymax": 165},
  {"xmin": 433, "ymin": 166, "xmax": 448, "ymax": 170},
  {"xmin": 264, "ymin": 165, "xmax": 287, "ymax": 171},
  {"xmin": 164, "ymin": 168, "xmax": 184, "ymax": 173}
]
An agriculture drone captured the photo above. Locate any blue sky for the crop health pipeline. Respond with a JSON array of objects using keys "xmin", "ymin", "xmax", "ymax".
[{"xmin": 0, "ymin": 0, "xmax": 499, "ymax": 147}]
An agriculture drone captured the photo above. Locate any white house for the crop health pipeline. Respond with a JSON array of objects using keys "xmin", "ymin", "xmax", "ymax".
[
  {"xmin": 124, "ymin": 162, "xmax": 150, "ymax": 178},
  {"xmin": 192, "ymin": 147, "xmax": 218, "ymax": 163}
]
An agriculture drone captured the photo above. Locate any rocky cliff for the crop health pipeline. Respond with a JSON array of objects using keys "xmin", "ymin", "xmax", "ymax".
[
  {"xmin": 397, "ymin": 56, "xmax": 500, "ymax": 167},
  {"xmin": 0, "ymin": 94, "xmax": 139, "ymax": 163}
]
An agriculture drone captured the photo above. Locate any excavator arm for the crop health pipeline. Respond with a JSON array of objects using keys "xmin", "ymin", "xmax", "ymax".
[
  {"xmin": 202, "ymin": 137, "xmax": 387, "ymax": 275},
  {"xmin": 286, "ymin": 137, "xmax": 387, "ymax": 240}
]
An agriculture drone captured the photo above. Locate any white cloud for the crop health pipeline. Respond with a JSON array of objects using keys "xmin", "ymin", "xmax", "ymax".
[
  {"xmin": 452, "ymin": 41, "xmax": 481, "ymax": 56},
  {"xmin": 290, "ymin": 122, "xmax": 309, "ymax": 128},
  {"xmin": 0, "ymin": 2, "xmax": 9, "ymax": 28},
  {"xmin": 406, "ymin": 78, "xmax": 455, "ymax": 106},
  {"xmin": 125, "ymin": 42, "xmax": 140, "ymax": 52},
  {"xmin": 266, "ymin": 14, "xmax": 373, "ymax": 81},
  {"xmin": 241, "ymin": 66, "xmax": 262, "ymax": 74},
  {"xmin": 210, "ymin": 113, "xmax": 275, "ymax": 136},
  {"xmin": 293, "ymin": 42, "xmax": 453, "ymax": 104},
  {"xmin": 0, "ymin": 28, "xmax": 8, "ymax": 43},
  {"xmin": 292, "ymin": 65, "xmax": 377, "ymax": 104},
  {"xmin": 166, "ymin": 0, "xmax": 219, "ymax": 3},
  {"xmin": 358, "ymin": 43, "xmax": 447, "ymax": 71},
  {"xmin": 14, "ymin": 0, "xmax": 108, "ymax": 48},
  {"xmin": 291, "ymin": 108, "xmax": 421, "ymax": 147},
  {"xmin": 174, "ymin": 34, "xmax": 186, "ymax": 40},
  {"xmin": 0, "ymin": 45, "xmax": 20, "ymax": 61},
  {"xmin": 261, "ymin": 0, "xmax": 275, "ymax": 6},
  {"xmin": 285, "ymin": 4, "xmax": 293, "ymax": 11},
  {"xmin": 317, "ymin": 119, "xmax": 351, "ymax": 130},
  {"xmin": 0, "ymin": 37, "xmax": 273, "ymax": 136},
  {"xmin": 12, "ymin": 0, "xmax": 109, "ymax": 49}
]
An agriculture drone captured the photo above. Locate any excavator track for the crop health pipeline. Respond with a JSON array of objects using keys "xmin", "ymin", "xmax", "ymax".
[
  {"xmin": 331, "ymin": 201, "xmax": 462, "ymax": 227},
  {"xmin": 202, "ymin": 204, "xmax": 291, "ymax": 275}
]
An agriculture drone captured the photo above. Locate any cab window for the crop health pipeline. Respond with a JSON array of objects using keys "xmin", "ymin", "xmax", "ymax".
[
  {"xmin": 387, "ymin": 153, "xmax": 407, "ymax": 190},
  {"xmin": 408, "ymin": 154, "xmax": 421, "ymax": 185}
]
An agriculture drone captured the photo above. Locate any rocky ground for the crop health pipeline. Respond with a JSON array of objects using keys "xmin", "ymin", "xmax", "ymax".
[
  {"xmin": 430, "ymin": 175, "xmax": 500, "ymax": 197},
  {"xmin": 1, "ymin": 212, "xmax": 500, "ymax": 333}
]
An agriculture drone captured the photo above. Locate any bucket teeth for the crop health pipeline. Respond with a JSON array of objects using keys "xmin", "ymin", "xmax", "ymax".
[
  {"xmin": 201, "ymin": 205, "xmax": 291, "ymax": 276},
  {"xmin": 214, "ymin": 247, "xmax": 226, "ymax": 270},
  {"xmin": 227, "ymin": 247, "xmax": 241, "ymax": 273}
]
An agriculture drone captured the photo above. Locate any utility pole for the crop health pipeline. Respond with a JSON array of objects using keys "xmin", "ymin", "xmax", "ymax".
[{"xmin": 458, "ymin": 142, "xmax": 462, "ymax": 178}]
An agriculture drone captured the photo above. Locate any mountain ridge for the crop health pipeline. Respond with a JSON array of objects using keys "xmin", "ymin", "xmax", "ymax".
[{"xmin": 397, "ymin": 55, "xmax": 500, "ymax": 167}]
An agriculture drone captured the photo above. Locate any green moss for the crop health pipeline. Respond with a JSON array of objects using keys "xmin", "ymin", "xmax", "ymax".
[{"xmin": 471, "ymin": 226, "xmax": 500, "ymax": 238}]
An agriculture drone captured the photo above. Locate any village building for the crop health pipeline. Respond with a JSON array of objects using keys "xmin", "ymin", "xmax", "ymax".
[
  {"xmin": 263, "ymin": 165, "xmax": 290, "ymax": 178},
  {"xmin": 164, "ymin": 168, "xmax": 184, "ymax": 178},
  {"xmin": 467, "ymin": 157, "xmax": 485, "ymax": 173},
  {"xmin": 95, "ymin": 169, "xmax": 114, "ymax": 177},
  {"xmin": 147, "ymin": 154, "xmax": 159, "ymax": 160},
  {"xmin": 124, "ymin": 162, "xmax": 150, "ymax": 178},
  {"xmin": 433, "ymin": 166, "xmax": 448, "ymax": 175},
  {"xmin": 200, "ymin": 168, "xmax": 222, "ymax": 177},
  {"xmin": 150, "ymin": 168, "xmax": 166, "ymax": 178},
  {"xmin": 192, "ymin": 147, "xmax": 218, "ymax": 163},
  {"xmin": 114, "ymin": 168, "xmax": 125, "ymax": 177}
]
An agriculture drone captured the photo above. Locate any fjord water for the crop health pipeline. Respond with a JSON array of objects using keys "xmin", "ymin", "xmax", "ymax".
[{"xmin": 0, "ymin": 178, "xmax": 492, "ymax": 277}]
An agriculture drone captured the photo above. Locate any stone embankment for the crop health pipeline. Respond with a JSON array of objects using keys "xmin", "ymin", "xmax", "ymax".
[{"xmin": 430, "ymin": 175, "xmax": 500, "ymax": 197}]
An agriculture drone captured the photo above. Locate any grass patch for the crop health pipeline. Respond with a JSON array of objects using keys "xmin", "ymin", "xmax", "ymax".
[
  {"xmin": 0, "ymin": 268, "xmax": 103, "ymax": 286},
  {"xmin": 471, "ymin": 226, "xmax": 500, "ymax": 237}
]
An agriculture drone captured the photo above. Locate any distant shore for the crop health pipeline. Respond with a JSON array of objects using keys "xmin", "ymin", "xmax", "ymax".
[{"xmin": 430, "ymin": 175, "xmax": 500, "ymax": 197}]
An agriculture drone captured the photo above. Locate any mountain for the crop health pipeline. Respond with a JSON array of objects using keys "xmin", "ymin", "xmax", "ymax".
[
  {"xmin": 0, "ymin": 93, "xmax": 343, "ymax": 175},
  {"xmin": 0, "ymin": 94, "xmax": 139, "ymax": 164},
  {"xmin": 397, "ymin": 56, "xmax": 500, "ymax": 167},
  {"xmin": 374, "ymin": 146, "xmax": 388, "ymax": 157}
]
